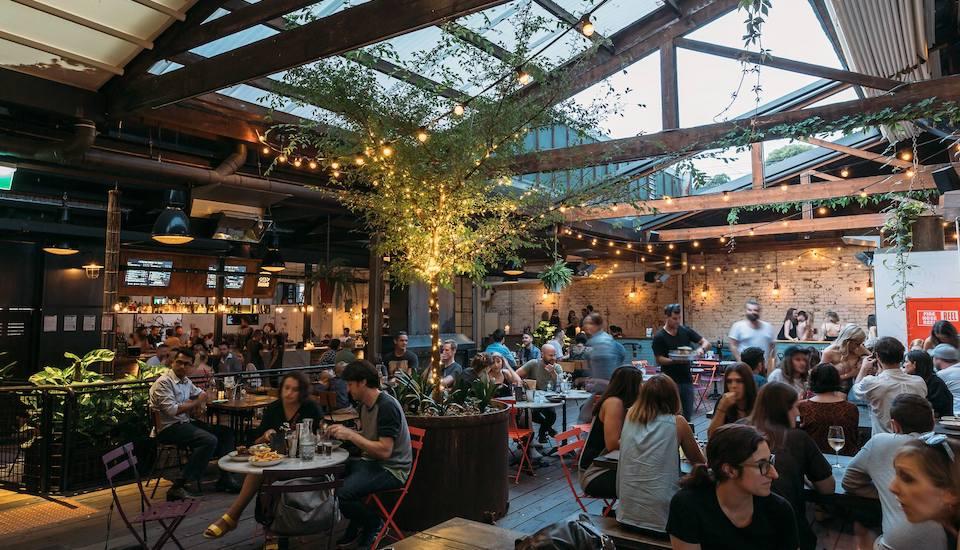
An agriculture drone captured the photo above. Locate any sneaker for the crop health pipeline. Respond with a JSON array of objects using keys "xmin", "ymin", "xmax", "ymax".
[
  {"xmin": 166, "ymin": 485, "xmax": 201, "ymax": 501},
  {"xmin": 336, "ymin": 523, "xmax": 360, "ymax": 548},
  {"xmin": 356, "ymin": 520, "xmax": 385, "ymax": 550}
]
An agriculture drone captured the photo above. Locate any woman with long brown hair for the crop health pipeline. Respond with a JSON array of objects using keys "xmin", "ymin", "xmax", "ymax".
[
  {"xmin": 891, "ymin": 435, "xmax": 960, "ymax": 549},
  {"xmin": 707, "ymin": 363, "xmax": 757, "ymax": 438},
  {"xmin": 666, "ymin": 424, "xmax": 798, "ymax": 549},
  {"xmin": 616, "ymin": 374, "xmax": 704, "ymax": 535},
  {"xmin": 578, "ymin": 366, "xmax": 644, "ymax": 499},
  {"xmin": 745, "ymin": 382, "xmax": 834, "ymax": 550}
]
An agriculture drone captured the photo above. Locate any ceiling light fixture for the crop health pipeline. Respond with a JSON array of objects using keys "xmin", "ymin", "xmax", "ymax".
[{"xmin": 151, "ymin": 190, "xmax": 194, "ymax": 245}]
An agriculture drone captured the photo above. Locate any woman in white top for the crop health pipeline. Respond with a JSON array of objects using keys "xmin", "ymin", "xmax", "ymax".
[
  {"xmin": 617, "ymin": 374, "xmax": 705, "ymax": 534},
  {"xmin": 767, "ymin": 345, "xmax": 809, "ymax": 397}
]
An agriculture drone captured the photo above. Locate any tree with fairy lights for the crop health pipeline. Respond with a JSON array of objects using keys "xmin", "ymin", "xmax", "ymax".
[{"xmin": 264, "ymin": 5, "xmax": 639, "ymax": 401}]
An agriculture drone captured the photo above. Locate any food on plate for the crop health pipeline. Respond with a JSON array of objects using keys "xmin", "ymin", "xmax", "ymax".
[
  {"xmin": 249, "ymin": 449, "xmax": 283, "ymax": 463},
  {"xmin": 235, "ymin": 445, "xmax": 249, "ymax": 456}
]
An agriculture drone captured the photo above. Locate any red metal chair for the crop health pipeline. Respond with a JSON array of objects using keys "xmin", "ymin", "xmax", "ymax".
[
  {"xmin": 497, "ymin": 400, "xmax": 536, "ymax": 484},
  {"xmin": 367, "ymin": 425, "xmax": 426, "ymax": 549},
  {"xmin": 553, "ymin": 427, "xmax": 616, "ymax": 517},
  {"xmin": 102, "ymin": 442, "xmax": 199, "ymax": 550},
  {"xmin": 694, "ymin": 361, "xmax": 720, "ymax": 412}
]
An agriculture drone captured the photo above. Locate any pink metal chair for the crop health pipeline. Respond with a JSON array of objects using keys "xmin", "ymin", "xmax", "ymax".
[
  {"xmin": 102, "ymin": 442, "xmax": 199, "ymax": 550},
  {"xmin": 553, "ymin": 427, "xmax": 615, "ymax": 516},
  {"xmin": 694, "ymin": 361, "xmax": 720, "ymax": 412},
  {"xmin": 367, "ymin": 425, "xmax": 426, "ymax": 548}
]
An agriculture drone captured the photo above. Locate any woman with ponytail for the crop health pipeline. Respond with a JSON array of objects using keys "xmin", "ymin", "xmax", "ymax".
[{"xmin": 666, "ymin": 424, "xmax": 798, "ymax": 550}]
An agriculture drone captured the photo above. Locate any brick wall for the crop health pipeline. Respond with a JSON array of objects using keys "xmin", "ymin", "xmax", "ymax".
[{"xmin": 482, "ymin": 244, "xmax": 876, "ymax": 341}]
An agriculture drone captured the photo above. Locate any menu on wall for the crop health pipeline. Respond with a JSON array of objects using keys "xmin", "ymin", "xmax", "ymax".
[
  {"xmin": 63, "ymin": 315, "xmax": 77, "ymax": 332},
  {"xmin": 82, "ymin": 315, "xmax": 96, "ymax": 332},
  {"xmin": 206, "ymin": 264, "xmax": 246, "ymax": 290},
  {"xmin": 124, "ymin": 259, "xmax": 173, "ymax": 287}
]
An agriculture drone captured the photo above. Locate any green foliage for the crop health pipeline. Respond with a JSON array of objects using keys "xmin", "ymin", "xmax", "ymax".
[
  {"xmin": 532, "ymin": 320, "xmax": 556, "ymax": 349},
  {"xmin": 725, "ymin": 190, "xmax": 939, "ymax": 225},
  {"xmin": 739, "ymin": 0, "xmax": 771, "ymax": 46},
  {"xmin": 706, "ymin": 173, "xmax": 732, "ymax": 187},
  {"xmin": 765, "ymin": 143, "xmax": 813, "ymax": 165},
  {"xmin": 881, "ymin": 198, "xmax": 931, "ymax": 310},
  {"xmin": 538, "ymin": 260, "xmax": 574, "ymax": 293},
  {"xmin": 309, "ymin": 258, "xmax": 358, "ymax": 308},
  {"xmin": 390, "ymin": 368, "xmax": 498, "ymax": 417}
]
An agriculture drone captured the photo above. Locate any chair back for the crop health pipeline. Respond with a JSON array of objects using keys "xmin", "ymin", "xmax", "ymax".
[
  {"xmin": 312, "ymin": 391, "xmax": 338, "ymax": 413},
  {"xmin": 260, "ymin": 463, "xmax": 345, "ymax": 527},
  {"xmin": 553, "ymin": 427, "xmax": 584, "ymax": 460},
  {"xmin": 102, "ymin": 443, "xmax": 149, "ymax": 526},
  {"xmin": 494, "ymin": 399, "xmax": 522, "ymax": 431},
  {"xmin": 404, "ymin": 426, "xmax": 427, "ymax": 491}
]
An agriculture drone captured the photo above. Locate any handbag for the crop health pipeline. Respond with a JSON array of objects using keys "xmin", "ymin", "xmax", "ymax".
[
  {"xmin": 255, "ymin": 476, "xmax": 341, "ymax": 536},
  {"xmin": 514, "ymin": 514, "xmax": 615, "ymax": 550}
]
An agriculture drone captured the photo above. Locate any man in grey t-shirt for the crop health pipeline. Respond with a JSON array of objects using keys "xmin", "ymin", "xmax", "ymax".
[
  {"xmin": 327, "ymin": 360, "xmax": 412, "ymax": 549},
  {"xmin": 842, "ymin": 394, "xmax": 946, "ymax": 550},
  {"xmin": 728, "ymin": 298, "xmax": 776, "ymax": 370}
]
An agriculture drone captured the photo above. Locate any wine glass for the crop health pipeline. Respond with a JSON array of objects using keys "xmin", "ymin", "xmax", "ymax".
[{"xmin": 827, "ymin": 425, "xmax": 845, "ymax": 468}]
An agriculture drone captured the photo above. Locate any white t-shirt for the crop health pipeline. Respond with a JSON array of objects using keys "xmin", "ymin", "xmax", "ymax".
[
  {"xmin": 853, "ymin": 369, "xmax": 927, "ymax": 435},
  {"xmin": 936, "ymin": 364, "xmax": 960, "ymax": 415},
  {"xmin": 727, "ymin": 319, "xmax": 775, "ymax": 354}
]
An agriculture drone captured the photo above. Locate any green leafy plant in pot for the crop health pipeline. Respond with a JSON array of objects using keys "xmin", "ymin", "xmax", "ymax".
[{"xmin": 539, "ymin": 259, "xmax": 573, "ymax": 294}]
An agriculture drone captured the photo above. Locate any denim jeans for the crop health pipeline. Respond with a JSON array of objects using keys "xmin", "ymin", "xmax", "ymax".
[
  {"xmin": 677, "ymin": 382, "xmax": 695, "ymax": 421},
  {"xmin": 338, "ymin": 458, "xmax": 404, "ymax": 533},
  {"xmin": 157, "ymin": 420, "xmax": 233, "ymax": 484}
]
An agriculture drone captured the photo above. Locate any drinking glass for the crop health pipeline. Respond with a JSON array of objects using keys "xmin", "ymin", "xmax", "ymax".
[
  {"xmin": 546, "ymin": 381, "xmax": 554, "ymax": 394},
  {"xmin": 827, "ymin": 426, "xmax": 845, "ymax": 468}
]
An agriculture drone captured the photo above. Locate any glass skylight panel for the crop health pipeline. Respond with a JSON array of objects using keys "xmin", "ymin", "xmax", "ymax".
[
  {"xmin": 190, "ymin": 24, "xmax": 278, "ymax": 58},
  {"xmin": 216, "ymin": 83, "xmax": 342, "ymax": 123},
  {"xmin": 550, "ymin": 0, "xmax": 661, "ymax": 36}
]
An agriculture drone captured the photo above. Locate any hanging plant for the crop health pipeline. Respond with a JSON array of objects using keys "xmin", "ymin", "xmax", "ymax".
[
  {"xmin": 539, "ymin": 259, "xmax": 574, "ymax": 293},
  {"xmin": 309, "ymin": 258, "xmax": 358, "ymax": 309},
  {"xmin": 881, "ymin": 198, "xmax": 932, "ymax": 309}
]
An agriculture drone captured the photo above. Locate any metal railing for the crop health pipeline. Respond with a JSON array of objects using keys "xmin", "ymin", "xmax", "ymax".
[{"xmin": 0, "ymin": 363, "xmax": 337, "ymax": 495}]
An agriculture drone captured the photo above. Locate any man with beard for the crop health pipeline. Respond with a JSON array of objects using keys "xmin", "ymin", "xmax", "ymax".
[{"xmin": 728, "ymin": 298, "xmax": 777, "ymax": 371}]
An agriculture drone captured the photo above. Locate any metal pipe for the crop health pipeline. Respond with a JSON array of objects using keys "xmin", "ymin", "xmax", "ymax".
[{"xmin": 214, "ymin": 142, "xmax": 247, "ymax": 177}]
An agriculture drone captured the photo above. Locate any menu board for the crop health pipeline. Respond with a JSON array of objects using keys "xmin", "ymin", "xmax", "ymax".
[
  {"xmin": 124, "ymin": 259, "xmax": 173, "ymax": 287},
  {"xmin": 206, "ymin": 264, "xmax": 246, "ymax": 290}
]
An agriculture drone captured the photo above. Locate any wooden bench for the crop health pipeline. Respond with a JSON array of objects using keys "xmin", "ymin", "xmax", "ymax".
[{"xmin": 573, "ymin": 513, "xmax": 672, "ymax": 549}]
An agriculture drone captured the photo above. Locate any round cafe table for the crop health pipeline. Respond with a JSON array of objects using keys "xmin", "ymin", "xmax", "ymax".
[
  {"xmin": 514, "ymin": 395, "xmax": 563, "ymax": 446},
  {"xmin": 218, "ymin": 448, "xmax": 349, "ymax": 475}
]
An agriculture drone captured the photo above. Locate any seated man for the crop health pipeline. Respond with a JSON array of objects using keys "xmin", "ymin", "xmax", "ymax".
[
  {"xmin": 517, "ymin": 344, "xmax": 563, "ymax": 443},
  {"xmin": 149, "ymin": 347, "xmax": 236, "ymax": 500},
  {"xmin": 317, "ymin": 361, "xmax": 353, "ymax": 411},
  {"xmin": 842, "ymin": 394, "xmax": 946, "ymax": 550},
  {"xmin": 740, "ymin": 346, "xmax": 767, "ymax": 388},
  {"xmin": 146, "ymin": 344, "xmax": 169, "ymax": 367},
  {"xmin": 327, "ymin": 360, "xmax": 412, "ymax": 549}
]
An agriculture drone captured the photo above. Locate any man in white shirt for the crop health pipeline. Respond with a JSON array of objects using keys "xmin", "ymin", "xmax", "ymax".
[
  {"xmin": 145, "ymin": 344, "xmax": 170, "ymax": 367},
  {"xmin": 932, "ymin": 343, "xmax": 960, "ymax": 415},
  {"xmin": 853, "ymin": 337, "xmax": 926, "ymax": 435},
  {"xmin": 728, "ymin": 298, "xmax": 776, "ymax": 370},
  {"xmin": 842, "ymin": 394, "xmax": 946, "ymax": 550}
]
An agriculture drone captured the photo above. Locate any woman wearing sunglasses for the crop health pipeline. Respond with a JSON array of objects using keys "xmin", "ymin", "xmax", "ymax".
[
  {"xmin": 666, "ymin": 424, "xmax": 797, "ymax": 549},
  {"xmin": 890, "ymin": 433, "xmax": 960, "ymax": 549}
]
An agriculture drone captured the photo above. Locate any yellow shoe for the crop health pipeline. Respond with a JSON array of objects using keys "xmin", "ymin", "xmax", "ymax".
[{"xmin": 203, "ymin": 513, "xmax": 237, "ymax": 539}]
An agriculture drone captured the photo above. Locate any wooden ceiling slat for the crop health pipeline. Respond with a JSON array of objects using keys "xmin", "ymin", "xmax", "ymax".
[
  {"xmin": 656, "ymin": 213, "xmax": 888, "ymax": 241},
  {"xmin": 129, "ymin": 0, "xmax": 188, "ymax": 21},
  {"xmin": 10, "ymin": 0, "xmax": 154, "ymax": 49}
]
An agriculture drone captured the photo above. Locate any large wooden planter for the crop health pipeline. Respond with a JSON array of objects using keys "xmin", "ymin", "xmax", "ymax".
[{"xmin": 395, "ymin": 402, "xmax": 510, "ymax": 531}]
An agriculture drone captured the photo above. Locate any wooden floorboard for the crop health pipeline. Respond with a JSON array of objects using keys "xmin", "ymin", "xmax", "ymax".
[{"xmin": 2, "ymin": 396, "xmax": 857, "ymax": 549}]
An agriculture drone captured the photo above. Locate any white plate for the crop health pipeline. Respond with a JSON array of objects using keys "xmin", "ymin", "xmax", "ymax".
[
  {"xmin": 250, "ymin": 458, "xmax": 285, "ymax": 467},
  {"xmin": 227, "ymin": 451, "xmax": 250, "ymax": 462},
  {"xmin": 940, "ymin": 418, "xmax": 960, "ymax": 428}
]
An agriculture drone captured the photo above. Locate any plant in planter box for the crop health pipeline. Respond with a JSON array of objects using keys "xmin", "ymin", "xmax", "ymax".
[
  {"xmin": 538, "ymin": 260, "xmax": 573, "ymax": 294},
  {"xmin": 391, "ymin": 368, "xmax": 497, "ymax": 417}
]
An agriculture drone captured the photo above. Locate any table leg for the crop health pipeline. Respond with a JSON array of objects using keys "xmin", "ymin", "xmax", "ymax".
[{"xmin": 561, "ymin": 400, "xmax": 568, "ymax": 446}]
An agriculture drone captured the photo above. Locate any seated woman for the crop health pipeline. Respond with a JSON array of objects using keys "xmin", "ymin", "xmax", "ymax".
[
  {"xmin": 666, "ymin": 424, "xmax": 799, "ymax": 549},
  {"xmin": 797, "ymin": 363, "xmax": 859, "ymax": 456},
  {"xmin": 203, "ymin": 371, "xmax": 322, "ymax": 539},
  {"xmin": 743, "ymin": 382, "xmax": 834, "ymax": 550},
  {"xmin": 461, "ymin": 352, "xmax": 521, "ymax": 397},
  {"xmin": 904, "ymin": 349, "xmax": 954, "ymax": 418},
  {"xmin": 923, "ymin": 319, "xmax": 960, "ymax": 351},
  {"xmin": 767, "ymin": 345, "xmax": 809, "ymax": 397},
  {"xmin": 821, "ymin": 324, "xmax": 868, "ymax": 390},
  {"xmin": 707, "ymin": 363, "xmax": 757, "ymax": 438},
  {"xmin": 890, "ymin": 436, "xmax": 960, "ymax": 549},
  {"xmin": 578, "ymin": 366, "xmax": 643, "ymax": 499},
  {"xmin": 617, "ymin": 374, "xmax": 705, "ymax": 535}
]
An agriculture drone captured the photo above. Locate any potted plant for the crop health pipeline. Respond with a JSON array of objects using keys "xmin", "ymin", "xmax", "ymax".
[
  {"xmin": 539, "ymin": 259, "xmax": 574, "ymax": 293},
  {"xmin": 310, "ymin": 258, "xmax": 358, "ymax": 309}
]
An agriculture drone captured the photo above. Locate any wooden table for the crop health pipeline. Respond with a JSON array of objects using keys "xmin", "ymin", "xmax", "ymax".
[
  {"xmin": 388, "ymin": 517, "xmax": 524, "ymax": 550},
  {"xmin": 208, "ymin": 395, "xmax": 277, "ymax": 443}
]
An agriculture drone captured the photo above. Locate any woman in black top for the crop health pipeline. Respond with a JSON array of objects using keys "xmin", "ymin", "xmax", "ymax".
[
  {"xmin": 777, "ymin": 308, "xmax": 798, "ymax": 341},
  {"xmin": 577, "ymin": 366, "xmax": 643, "ymax": 499},
  {"xmin": 904, "ymin": 350, "xmax": 954, "ymax": 418},
  {"xmin": 706, "ymin": 363, "xmax": 757, "ymax": 438},
  {"xmin": 666, "ymin": 424, "xmax": 798, "ymax": 550},
  {"xmin": 743, "ymin": 382, "xmax": 833, "ymax": 550},
  {"xmin": 204, "ymin": 371, "xmax": 322, "ymax": 539}
]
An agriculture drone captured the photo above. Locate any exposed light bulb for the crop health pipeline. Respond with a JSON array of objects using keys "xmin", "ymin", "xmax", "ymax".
[
  {"xmin": 899, "ymin": 150, "xmax": 913, "ymax": 161},
  {"xmin": 580, "ymin": 16, "xmax": 595, "ymax": 37},
  {"xmin": 416, "ymin": 126, "xmax": 429, "ymax": 142},
  {"xmin": 355, "ymin": 155, "xmax": 365, "ymax": 166},
  {"xmin": 859, "ymin": 189, "xmax": 868, "ymax": 198},
  {"xmin": 840, "ymin": 167, "xmax": 850, "ymax": 178},
  {"xmin": 278, "ymin": 154, "xmax": 287, "ymax": 163},
  {"xmin": 331, "ymin": 161, "xmax": 340, "ymax": 170},
  {"xmin": 516, "ymin": 67, "xmax": 531, "ymax": 85},
  {"xmin": 453, "ymin": 104, "xmax": 465, "ymax": 116},
  {"xmin": 293, "ymin": 158, "xmax": 302, "ymax": 168},
  {"xmin": 818, "ymin": 206, "xmax": 827, "ymax": 215},
  {"xmin": 692, "ymin": 240, "xmax": 700, "ymax": 248},
  {"xmin": 308, "ymin": 160, "xmax": 317, "ymax": 169},
  {"xmin": 381, "ymin": 143, "xmax": 394, "ymax": 157},
  {"xmin": 722, "ymin": 191, "xmax": 730, "ymax": 202},
  {"xmin": 262, "ymin": 146, "xmax": 270, "ymax": 155}
]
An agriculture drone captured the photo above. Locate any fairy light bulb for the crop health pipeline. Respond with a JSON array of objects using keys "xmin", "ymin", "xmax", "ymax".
[
  {"xmin": 278, "ymin": 154, "xmax": 287, "ymax": 163},
  {"xmin": 818, "ymin": 206, "xmax": 827, "ymax": 215},
  {"xmin": 580, "ymin": 15, "xmax": 595, "ymax": 37},
  {"xmin": 416, "ymin": 126, "xmax": 429, "ymax": 143},
  {"xmin": 261, "ymin": 146, "xmax": 270, "ymax": 155},
  {"xmin": 693, "ymin": 240, "xmax": 700, "ymax": 248},
  {"xmin": 453, "ymin": 104, "xmax": 465, "ymax": 116},
  {"xmin": 905, "ymin": 168, "xmax": 915, "ymax": 178},
  {"xmin": 293, "ymin": 158, "xmax": 302, "ymax": 168},
  {"xmin": 308, "ymin": 160, "xmax": 318, "ymax": 170},
  {"xmin": 516, "ymin": 67, "xmax": 531, "ymax": 85},
  {"xmin": 840, "ymin": 167, "xmax": 850, "ymax": 178},
  {"xmin": 355, "ymin": 155, "xmax": 365, "ymax": 166},
  {"xmin": 899, "ymin": 150, "xmax": 913, "ymax": 161},
  {"xmin": 381, "ymin": 143, "xmax": 394, "ymax": 157},
  {"xmin": 859, "ymin": 189, "xmax": 868, "ymax": 198}
]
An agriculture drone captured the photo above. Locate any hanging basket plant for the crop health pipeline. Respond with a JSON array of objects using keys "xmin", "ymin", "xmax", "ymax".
[
  {"xmin": 539, "ymin": 259, "xmax": 573, "ymax": 293},
  {"xmin": 309, "ymin": 259, "xmax": 358, "ymax": 309}
]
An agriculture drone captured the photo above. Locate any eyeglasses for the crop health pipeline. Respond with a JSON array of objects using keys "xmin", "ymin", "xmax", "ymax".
[
  {"xmin": 741, "ymin": 454, "xmax": 777, "ymax": 476},
  {"xmin": 919, "ymin": 432, "xmax": 956, "ymax": 463}
]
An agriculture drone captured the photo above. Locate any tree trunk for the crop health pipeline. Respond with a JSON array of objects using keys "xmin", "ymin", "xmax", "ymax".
[{"xmin": 429, "ymin": 278, "xmax": 442, "ymax": 401}]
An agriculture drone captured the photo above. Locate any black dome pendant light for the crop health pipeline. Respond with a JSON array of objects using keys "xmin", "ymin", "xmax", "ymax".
[{"xmin": 151, "ymin": 190, "xmax": 194, "ymax": 245}]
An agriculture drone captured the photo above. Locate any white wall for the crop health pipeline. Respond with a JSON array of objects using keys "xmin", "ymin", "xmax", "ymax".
[{"xmin": 874, "ymin": 249, "xmax": 960, "ymax": 342}]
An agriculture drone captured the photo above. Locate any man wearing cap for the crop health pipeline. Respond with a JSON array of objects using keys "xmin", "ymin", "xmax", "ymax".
[{"xmin": 933, "ymin": 343, "xmax": 960, "ymax": 415}]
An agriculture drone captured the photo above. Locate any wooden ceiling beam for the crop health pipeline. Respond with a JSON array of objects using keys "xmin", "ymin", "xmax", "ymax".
[
  {"xmin": 570, "ymin": 164, "xmax": 947, "ymax": 220},
  {"xmin": 110, "ymin": 0, "xmax": 510, "ymax": 113},
  {"xmin": 130, "ymin": 0, "xmax": 188, "ymax": 21},
  {"xmin": 531, "ymin": 0, "xmax": 614, "ymax": 53},
  {"xmin": 511, "ymin": 74, "xmax": 960, "ymax": 173},
  {"xmin": 517, "ymin": 0, "xmax": 740, "ymax": 105},
  {"xmin": 802, "ymin": 136, "xmax": 914, "ymax": 169},
  {"xmin": 675, "ymin": 37, "xmax": 902, "ymax": 91},
  {"xmin": 655, "ymin": 213, "xmax": 888, "ymax": 241}
]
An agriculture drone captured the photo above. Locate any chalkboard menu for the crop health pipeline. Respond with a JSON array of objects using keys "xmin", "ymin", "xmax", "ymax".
[
  {"xmin": 206, "ymin": 264, "xmax": 246, "ymax": 290},
  {"xmin": 124, "ymin": 259, "xmax": 172, "ymax": 287}
]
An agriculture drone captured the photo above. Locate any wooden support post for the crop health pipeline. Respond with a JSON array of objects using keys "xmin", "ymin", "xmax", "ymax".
[
  {"xmin": 751, "ymin": 143, "xmax": 764, "ymax": 189},
  {"xmin": 214, "ymin": 257, "xmax": 225, "ymax": 343},
  {"xmin": 800, "ymin": 173, "xmax": 813, "ymax": 219},
  {"xmin": 660, "ymin": 41, "xmax": 679, "ymax": 130},
  {"xmin": 303, "ymin": 263, "xmax": 313, "ymax": 344},
  {"xmin": 101, "ymin": 189, "xmax": 121, "ymax": 351},
  {"xmin": 367, "ymin": 237, "xmax": 384, "ymax": 363}
]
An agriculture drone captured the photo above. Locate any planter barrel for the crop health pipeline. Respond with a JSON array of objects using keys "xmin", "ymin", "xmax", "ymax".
[{"xmin": 395, "ymin": 403, "xmax": 510, "ymax": 531}]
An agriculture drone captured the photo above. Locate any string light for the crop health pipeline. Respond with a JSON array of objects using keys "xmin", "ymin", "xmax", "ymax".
[
  {"xmin": 416, "ymin": 126, "xmax": 429, "ymax": 142},
  {"xmin": 293, "ymin": 158, "xmax": 302, "ymax": 168},
  {"xmin": 579, "ymin": 15, "xmax": 595, "ymax": 37},
  {"xmin": 381, "ymin": 143, "xmax": 394, "ymax": 157},
  {"xmin": 453, "ymin": 104, "xmax": 465, "ymax": 116},
  {"xmin": 817, "ymin": 206, "xmax": 827, "ymax": 215},
  {"xmin": 278, "ymin": 154, "xmax": 287, "ymax": 163},
  {"xmin": 354, "ymin": 155, "xmax": 365, "ymax": 166},
  {"xmin": 308, "ymin": 160, "xmax": 318, "ymax": 170},
  {"xmin": 859, "ymin": 189, "xmax": 867, "ymax": 198},
  {"xmin": 331, "ymin": 161, "xmax": 340, "ymax": 170},
  {"xmin": 905, "ymin": 168, "xmax": 915, "ymax": 178},
  {"xmin": 899, "ymin": 150, "xmax": 913, "ymax": 161},
  {"xmin": 722, "ymin": 191, "xmax": 730, "ymax": 202},
  {"xmin": 719, "ymin": 236, "xmax": 727, "ymax": 244},
  {"xmin": 780, "ymin": 183, "xmax": 788, "ymax": 192},
  {"xmin": 693, "ymin": 240, "xmax": 700, "ymax": 248},
  {"xmin": 772, "ymin": 281, "xmax": 780, "ymax": 296},
  {"xmin": 516, "ymin": 67, "xmax": 532, "ymax": 85},
  {"xmin": 840, "ymin": 167, "xmax": 850, "ymax": 178},
  {"xmin": 261, "ymin": 146, "xmax": 270, "ymax": 155},
  {"xmin": 668, "ymin": 243, "xmax": 674, "ymax": 250}
]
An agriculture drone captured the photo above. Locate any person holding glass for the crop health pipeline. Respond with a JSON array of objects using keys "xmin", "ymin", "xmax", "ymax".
[{"xmin": 203, "ymin": 371, "xmax": 322, "ymax": 539}]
